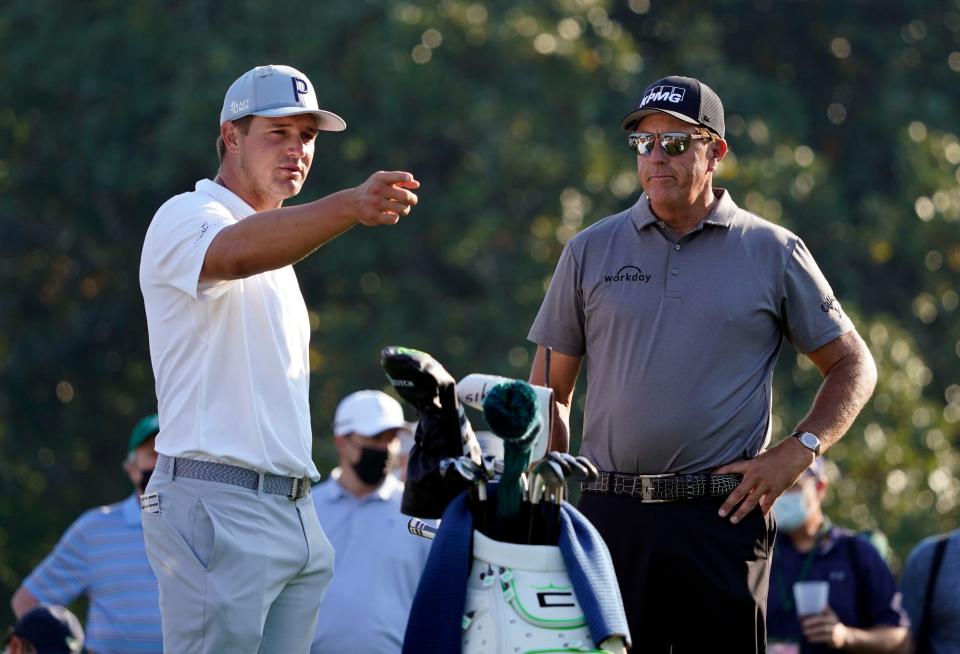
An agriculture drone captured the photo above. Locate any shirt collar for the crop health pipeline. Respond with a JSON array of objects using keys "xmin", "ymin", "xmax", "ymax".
[
  {"xmin": 195, "ymin": 178, "xmax": 256, "ymax": 219},
  {"xmin": 818, "ymin": 519, "xmax": 843, "ymax": 555},
  {"xmin": 123, "ymin": 493, "xmax": 142, "ymax": 527},
  {"xmin": 630, "ymin": 188, "xmax": 738, "ymax": 233}
]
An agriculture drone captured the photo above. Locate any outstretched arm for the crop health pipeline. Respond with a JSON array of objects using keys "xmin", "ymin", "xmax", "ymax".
[
  {"xmin": 201, "ymin": 171, "xmax": 419, "ymax": 281},
  {"xmin": 716, "ymin": 329, "xmax": 877, "ymax": 523}
]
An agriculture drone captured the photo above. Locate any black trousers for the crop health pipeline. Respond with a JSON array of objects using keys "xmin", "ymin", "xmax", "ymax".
[{"xmin": 579, "ymin": 492, "xmax": 776, "ymax": 653}]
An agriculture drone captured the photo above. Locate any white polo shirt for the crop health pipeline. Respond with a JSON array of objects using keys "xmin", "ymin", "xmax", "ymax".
[{"xmin": 140, "ymin": 179, "xmax": 319, "ymax": 479}]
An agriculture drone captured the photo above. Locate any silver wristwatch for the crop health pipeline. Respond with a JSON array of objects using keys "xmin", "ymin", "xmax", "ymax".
[{"xmin": 791, "ymin": 431, "xmax": 821, "ymax": 456}]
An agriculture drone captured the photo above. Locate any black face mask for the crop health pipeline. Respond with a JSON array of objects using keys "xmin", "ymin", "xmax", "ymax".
[
  {"xmin": 352, "ymin": 447, "xmax": 389, "ymax": 486},
  {"xmin": 138, "ymin": 468, "xmax": 154, "ymax": 494}
]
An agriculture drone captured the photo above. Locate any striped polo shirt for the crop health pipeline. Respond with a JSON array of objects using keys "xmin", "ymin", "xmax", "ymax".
[{"xmin": 24, "ymin": 494, "xmax": 162, "ymax": 653}]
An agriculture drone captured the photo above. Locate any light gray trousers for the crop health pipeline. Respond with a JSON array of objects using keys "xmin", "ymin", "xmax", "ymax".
[{"xmin": 142, "ymin": 468, "xmax": 334, "ymax": 653}]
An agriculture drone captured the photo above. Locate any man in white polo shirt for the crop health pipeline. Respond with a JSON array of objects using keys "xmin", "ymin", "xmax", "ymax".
[
  {"xmin": 310, "ymin": 390, "xmax": 432, "ymax": 654},
  {"xmin": 139, "ymin": 64, "xmax": 420, "ymax": 653}
]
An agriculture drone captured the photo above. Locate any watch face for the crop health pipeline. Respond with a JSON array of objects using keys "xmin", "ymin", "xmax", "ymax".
[{"xmin": 798, "ymin": 432, "xmax": 820, "ymax": 451}]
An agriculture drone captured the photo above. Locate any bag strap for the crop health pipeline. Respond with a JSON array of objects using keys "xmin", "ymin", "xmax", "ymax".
[{"xmin": 915, "ymin": 534, "xmax": 950, "ymax": 652}]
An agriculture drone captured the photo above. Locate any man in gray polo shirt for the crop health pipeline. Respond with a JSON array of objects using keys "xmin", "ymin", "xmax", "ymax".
[{"xmin": 527, "ymin": 75, "xmax": 877, "ymax": 652}]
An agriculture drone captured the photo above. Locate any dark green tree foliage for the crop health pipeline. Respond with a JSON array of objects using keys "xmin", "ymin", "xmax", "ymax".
[{"xmin": 1, "ymin": 0, "xmax": 958, "ymax": 624}]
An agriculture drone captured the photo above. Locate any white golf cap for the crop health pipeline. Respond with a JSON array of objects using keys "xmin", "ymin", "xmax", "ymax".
[
  {"xmin": 220, "ymin": 64, "xmax": 347, "ymax": 131},
  {"xmin": 333, "ymin": 390, "xmax": 410, "ymax": 438}
]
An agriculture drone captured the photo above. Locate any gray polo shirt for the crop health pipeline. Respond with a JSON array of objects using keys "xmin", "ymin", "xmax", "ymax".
[{"xmin": 528, "ymin": 189, "xmax": 852, "ymax": 474}]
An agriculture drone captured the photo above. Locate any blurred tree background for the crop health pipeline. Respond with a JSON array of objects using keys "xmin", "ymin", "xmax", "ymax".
[{"xmin": 1, "ymin": 0, "xmax": 958, "ymax": 628}]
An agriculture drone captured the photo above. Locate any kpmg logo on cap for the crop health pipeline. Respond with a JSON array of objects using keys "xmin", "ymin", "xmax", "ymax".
[{"xmin": 640, "ymin": 85, "xmax": 686, "ymax": 107}]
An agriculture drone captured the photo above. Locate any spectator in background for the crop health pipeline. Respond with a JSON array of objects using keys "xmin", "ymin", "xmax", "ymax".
[
  {"xmin": 310, "ymin": 390, "xmax": 431, "ymax": 654},
  {"xmin": 767, "ymin": 458, "xmax": 908, "ymax": 653},
  {"xmin": 901, "ymin": 528, "xmax": 960, "ymax": 653},
  {"xmin": 10, "ymin": 415, "xmax": 162, "ymax": 654},
  {"xmin": 5, "ymin": 604, "xmax": 84, "ymax": 654}
]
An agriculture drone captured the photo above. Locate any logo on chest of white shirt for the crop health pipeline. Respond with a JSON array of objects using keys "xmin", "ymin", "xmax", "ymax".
[{"xmin": 604, "ymin": 265, "xmax": 651, "ymax": 284}]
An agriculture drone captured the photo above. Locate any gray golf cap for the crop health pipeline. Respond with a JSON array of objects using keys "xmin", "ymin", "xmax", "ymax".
[{"xmin": 220, "ymin": 64, "xmax": 347, "ymax": 132}]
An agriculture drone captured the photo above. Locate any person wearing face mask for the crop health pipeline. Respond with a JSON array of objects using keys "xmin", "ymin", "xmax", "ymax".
[
  {"xmin": 310, "ymin": 390, "xmax": 433, "ymax": 654},
  {"xmin": 10, "ymin": 414, "xmax": 163, "ymax": 653},
  {"xmin": 767, "ymin": 458, "xmax": 908, "ymax": 653}
]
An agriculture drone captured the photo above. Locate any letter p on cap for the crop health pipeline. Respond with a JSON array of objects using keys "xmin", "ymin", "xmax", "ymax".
[{"xmin": 292, "ymin": 77, "xmax": 309, "ymax": 103}]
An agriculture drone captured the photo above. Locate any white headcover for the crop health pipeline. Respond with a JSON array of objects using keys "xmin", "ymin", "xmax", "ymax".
[{"xmin": 456, "ymin": 374, "xmax": 554, "ymax": 462}]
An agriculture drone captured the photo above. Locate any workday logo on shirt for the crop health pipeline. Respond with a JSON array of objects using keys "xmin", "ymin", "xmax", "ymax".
[{"xmin": 604, "ymin": 265, "xmax": 651, "ymax": 283}]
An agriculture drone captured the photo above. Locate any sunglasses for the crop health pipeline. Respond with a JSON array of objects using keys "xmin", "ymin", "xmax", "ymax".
[{"xmin": 627, "ymin": 131, "xmax": 711, "ymax": 157}]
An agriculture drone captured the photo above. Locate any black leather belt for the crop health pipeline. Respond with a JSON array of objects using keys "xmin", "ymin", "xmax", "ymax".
[
  {"xmin": 581, "ymin": 471, "xmax": 742, "ymax": 503},
  {"xmin": 156, "ymin": 454, "xmax": 311, "ymax": 500}
]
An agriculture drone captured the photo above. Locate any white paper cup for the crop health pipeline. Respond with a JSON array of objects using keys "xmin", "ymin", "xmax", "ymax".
[{"xmin": 793, "ymin": 581, "xmax": 829, "ymax": 616}]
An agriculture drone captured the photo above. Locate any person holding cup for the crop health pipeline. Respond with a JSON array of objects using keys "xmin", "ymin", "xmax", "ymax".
[{"xmin": 767, "ymin": 459, "xmax": 908, "ymax": 653}]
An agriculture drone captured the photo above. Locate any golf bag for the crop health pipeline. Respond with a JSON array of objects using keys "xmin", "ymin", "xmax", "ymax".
[
  {"xmin": 464, "ymin": 530, "xmax": 612, "ymax": 654},
  {"xmin": 382, "ymin": 347, "xmax": 630, "ymax": 653},
  {"xmin": 402, "ymin": 488, "xmax": 630, "ymax": 654}
]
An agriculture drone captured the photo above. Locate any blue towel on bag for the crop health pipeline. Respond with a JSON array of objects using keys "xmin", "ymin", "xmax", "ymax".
[{"xmin": 402, "ymin": 489, "xmax": 631, "ymax": 653}]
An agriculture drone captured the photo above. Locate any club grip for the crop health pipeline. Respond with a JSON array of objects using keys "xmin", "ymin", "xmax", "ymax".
[{"xmin": 407, "ymin": 517, "xmax": 438, "ymax": 540}]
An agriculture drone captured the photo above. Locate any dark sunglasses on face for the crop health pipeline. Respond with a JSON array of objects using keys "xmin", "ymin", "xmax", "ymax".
[{"xmin": 628, "ymin": 131, "xmax": 711, "ymax": 157}]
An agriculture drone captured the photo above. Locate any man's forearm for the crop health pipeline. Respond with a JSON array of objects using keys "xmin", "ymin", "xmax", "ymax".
[
  {"xmin": 201, "ymin": 189, "xmax": 359, "ymax": 280},
  {"xmin": 549, "ymin": 400, "xmax": 572, "ymax": 453},
  {"xmin": 202, "ymin": 171, "xmax": 419, "ymax": 281},
  {"xmin": 529, "ymin": 346, "xmax": 581, "ymax": 454},
  {"xmin": 840, "ymin": 624, "xmax": 908, "ymax": 653},
  {"xmin": 796, "ymin": 331, "xmax": 877, "ymax": 451}
]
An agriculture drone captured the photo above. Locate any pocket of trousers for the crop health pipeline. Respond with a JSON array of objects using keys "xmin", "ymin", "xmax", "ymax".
[
  {"xmin": 191, "ymin": 498, "xmax": 216, "ymax": 570},
  {"xmin": 144, "ymin": 493, "xmax": 217, "ymax": 572},
  {"xmin": 750, "ymin": 507, "xmax": 775, "ymax": 560}
]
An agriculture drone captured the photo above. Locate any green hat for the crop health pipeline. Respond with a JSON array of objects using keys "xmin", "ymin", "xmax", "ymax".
[{"xmin": 128, "ymin": 414, "xmax": 160, "ymax": 453}]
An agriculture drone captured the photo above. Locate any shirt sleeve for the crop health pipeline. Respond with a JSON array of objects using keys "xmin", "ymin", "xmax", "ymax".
[
  {"xmin": 527, "ymin": 242, "xmax": 587, "ymax": 357},
  {"xmin": 852, "ymin": 536, "xmax": 909, "ymax": 628},
  {"xmin": 22, "ymin": 511, "xmax": 94, "ymax": 605},
  {"xmin": 900, "ymin": 537, "xmax": 937, "ymax": 629},
  {"xmin": 143, "ymin": 199, "xmax": 235, "ymax": 302},
  {"xmin": 780, "ymin": 238, "xmax": 854, "ymax": 353}
]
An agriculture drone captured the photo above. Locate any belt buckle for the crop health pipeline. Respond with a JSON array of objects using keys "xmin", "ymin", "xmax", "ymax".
[
  {"xmin": 288, "ymin": 477, "xmax": 309, "ymax": 500},
  {"xmin": 638, "ymin": 473, "xmax": 673, "ymax": 503}
]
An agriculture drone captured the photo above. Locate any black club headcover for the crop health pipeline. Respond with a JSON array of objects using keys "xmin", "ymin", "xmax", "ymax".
[{"xmin": 381, "ymin": 346, "xmax": 482, "ymax": 518}]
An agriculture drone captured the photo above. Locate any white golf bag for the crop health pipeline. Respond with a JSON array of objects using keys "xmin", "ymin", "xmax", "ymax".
[{"xmin": 463, "ymin": 530, "xmax": 626, "ymax": 654}]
